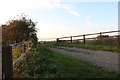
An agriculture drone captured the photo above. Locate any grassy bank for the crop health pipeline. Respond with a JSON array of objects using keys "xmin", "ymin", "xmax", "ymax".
[
  {"xmin": 13, "ymin": 44, "xmax": 119, "ymax": 78},
  {"xmin": 53, "ymin": 37, "xmax": 120, "ymax": 52},
  {"xmin": 54, "ymin": 42, "xmax": 119, "ymax": 52}
]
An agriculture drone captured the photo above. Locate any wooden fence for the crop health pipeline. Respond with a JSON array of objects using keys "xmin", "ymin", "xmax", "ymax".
[
  {"xmin": 57, "ymin": 30, "xmax": 120, "ymax": 43},
  {"xmin": 2, "ymin": 41, "xmax": 33, "ymax": 79}
]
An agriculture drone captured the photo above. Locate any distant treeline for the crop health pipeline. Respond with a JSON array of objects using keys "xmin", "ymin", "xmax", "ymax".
[{"xmin": 1, "ymin": 14, "xmax": 38, "ymax": 44}]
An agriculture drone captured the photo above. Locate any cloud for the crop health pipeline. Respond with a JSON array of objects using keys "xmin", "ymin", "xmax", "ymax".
[
  {"xmin": 38, "ymin": 0, "xmax": 80, "ymax": 16},
  {"xmin": 59, "ymin": 0, "xmax": 118, "ymax": 2},
  {"xmin": 0, "ymin": 0, "xmax": 80, "ymax": 16},
  {"xmin": 68, "ymin": 10, "xmax": 80, "ymax": 16},
  {"xmin": 84, "ymin": 16, "xmax": 117, "ymax": 31}
]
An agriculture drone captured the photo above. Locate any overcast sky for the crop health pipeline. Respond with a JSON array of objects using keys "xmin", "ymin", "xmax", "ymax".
[{"xmin": 0, "ymin": 0, "xmax": 118, "ymax": 41}]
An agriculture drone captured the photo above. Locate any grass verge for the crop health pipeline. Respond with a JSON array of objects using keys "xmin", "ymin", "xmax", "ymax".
[
  {"xmin": 13, "ymin": 44, "xmax": 119, "ymax": 78},
  {"xmin": 54, "ymin": 42, "xmax": 120, "ymax": 52}
]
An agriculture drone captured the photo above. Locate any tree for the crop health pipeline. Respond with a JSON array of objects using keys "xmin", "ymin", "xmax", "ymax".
[{"xmin": 1, "ymin": 14, "xmax": 38, "ymax": 44}]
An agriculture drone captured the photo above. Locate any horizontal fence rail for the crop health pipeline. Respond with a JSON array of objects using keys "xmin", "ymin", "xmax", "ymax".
[
  {"xmin": 2, "ymin": 40, "xmax": 33, "ymax": 79},
  {"xmin": 10, "ymin": 41, "xmax": 32, "ymax": 68},
  {"xmin": 10, "ymin": 41, "xmax": 32, "ymax": 48},
  {"xmin": 57, "ymin": 30, "xmax": 120, "ymax": 43},
  {"xmin": 13, "ymin": 47, "xmax": 32, "ymax": 68}
]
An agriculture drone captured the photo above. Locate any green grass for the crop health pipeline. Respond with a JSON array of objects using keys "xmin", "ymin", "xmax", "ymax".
[
  {"xmin": 53, "ymin": 37, "xmax": 120, "ymax": 52},
  {"xmin": 54, "ymin": 42, "xmax": 120, "ymax": 52},
  {"xmin": 13, "ymin": 44, "xmax": 120, "ymax": 78}
]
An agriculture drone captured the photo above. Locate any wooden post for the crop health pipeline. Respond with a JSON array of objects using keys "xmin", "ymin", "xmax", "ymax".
[
  {"xmin": 2, "ymin": 46, "xmax": 13, "ymax": 79},
  {"xmin": 83, "ymin": 35, "xmax": 85, "ymax": 43},
  {"xmin": 70, "ymin": 36, "xmax": 72, "ymax": 43},
  {"xmin": 57, "ymin": 38, "xmax": 59, "ymax": 43},
  {"xmin": 100, "ymin": 32, "xmax": 102, "ymax": 37}
]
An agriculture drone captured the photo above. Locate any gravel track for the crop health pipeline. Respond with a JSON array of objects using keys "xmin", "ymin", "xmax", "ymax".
[{"xmin": 50, "ymin": 46, "xmax": 119, "ymax": 72}]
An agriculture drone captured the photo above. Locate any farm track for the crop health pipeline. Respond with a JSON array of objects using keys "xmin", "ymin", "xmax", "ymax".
[{"xmin": 50, "ymin": 46, "xmax": 119, "ymax": 72}]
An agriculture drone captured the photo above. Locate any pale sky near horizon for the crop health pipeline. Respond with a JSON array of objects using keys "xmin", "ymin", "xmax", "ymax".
[{"xmin": 0, "ymin": 0, "xmax": 118, "ymax": 41}]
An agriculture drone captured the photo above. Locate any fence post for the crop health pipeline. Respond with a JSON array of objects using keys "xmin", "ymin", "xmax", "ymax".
[
  {"xmin": 70, "ymin": 36, "xmax": 72, "ymax": 43},
  {"xmin": 57, "ymin": 38, "xmax": 59, "ymax": 43},
  {"xmin": 100, "ymin": 32, "xmax": 102, "ymax": 37},
  {"xmin": 2, "ymin": 46, "xmax": 13, "ymax": 79},
  {"xmin": 83, "ymin": 35, "xmax": 86, "ymax": 43}
]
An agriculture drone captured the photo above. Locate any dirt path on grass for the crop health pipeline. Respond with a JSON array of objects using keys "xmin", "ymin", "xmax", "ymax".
[{"xmin": 50, "ymin": 46, "xmax": 119, "ymax": 72}]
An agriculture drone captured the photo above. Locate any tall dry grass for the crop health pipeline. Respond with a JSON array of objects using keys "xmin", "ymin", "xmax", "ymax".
[{"xmin": 88, "ymin": 37, "xmax": 119, "ymax": 47}]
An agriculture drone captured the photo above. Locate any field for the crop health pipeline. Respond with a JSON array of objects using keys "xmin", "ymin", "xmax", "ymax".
[
  {"xmin": 13, "ymin": 44, "xmax": 120, "ymax": 78},
  {"xmin": 54, "ymin": 37, "xmax": 120, "ymax": 52}
]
